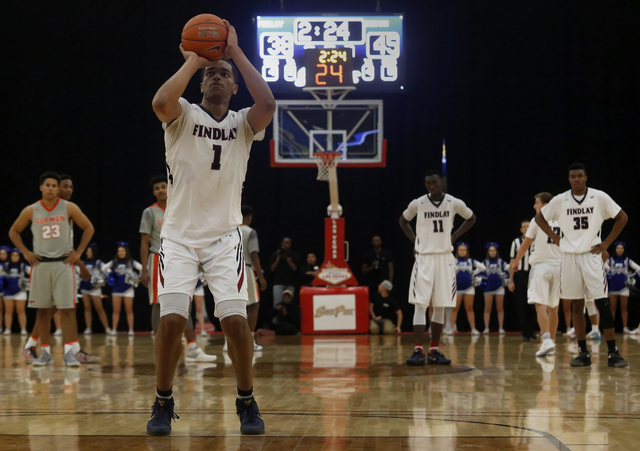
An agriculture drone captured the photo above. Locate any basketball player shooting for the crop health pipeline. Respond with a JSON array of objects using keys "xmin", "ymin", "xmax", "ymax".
[{"xmin": 146, "ymin": 18, "xmax": 275, "ymax": 436}]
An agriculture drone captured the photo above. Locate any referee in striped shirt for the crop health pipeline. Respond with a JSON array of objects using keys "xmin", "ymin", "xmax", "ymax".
[{"xmin": 509, "ymin": 220, "xmax": 537, "ymax": 341}]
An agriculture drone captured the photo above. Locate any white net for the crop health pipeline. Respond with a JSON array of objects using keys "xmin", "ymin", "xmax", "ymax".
[{"xmin": 314, "ymin": 153, "xmax": 341, "ymax": 181}]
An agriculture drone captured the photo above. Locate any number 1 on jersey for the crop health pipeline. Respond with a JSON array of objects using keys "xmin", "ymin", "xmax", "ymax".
[
  {"xmin": 432, "ymin": 219, "xmax": 443, "ymax": 233},
  {"xmin": 211, "ymin": 144, "xmax": 222, "ymax": 170}
]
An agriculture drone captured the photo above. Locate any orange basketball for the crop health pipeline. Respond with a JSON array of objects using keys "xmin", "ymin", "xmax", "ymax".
[{"xmin": 181, "ymin": 14, "xmax": 228, "ymax": 61}]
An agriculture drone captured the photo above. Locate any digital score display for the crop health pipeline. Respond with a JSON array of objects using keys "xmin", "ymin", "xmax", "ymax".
[{"xmin": 256, "ymin": 15, "xmax": 404, "ymax": 92}]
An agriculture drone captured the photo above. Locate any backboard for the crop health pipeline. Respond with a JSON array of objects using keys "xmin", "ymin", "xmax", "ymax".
[{"xmin": 270, "ymin": 99, "xmax": 386, "ymax": 167}]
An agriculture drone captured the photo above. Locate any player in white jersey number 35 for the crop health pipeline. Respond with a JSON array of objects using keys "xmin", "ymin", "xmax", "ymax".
[{"xmin": 146, "ymin": 19, "xmax": 276, "ymax": 437}]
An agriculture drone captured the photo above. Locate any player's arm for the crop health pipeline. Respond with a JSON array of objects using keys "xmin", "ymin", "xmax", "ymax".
[
  {"xmin": 152, "ymin": 47, "xmax": 211, "ymax": 124},
  {"xmin": 66, "ymin": 202, "xmax": 94, "ymax": 264},
  {"xmin": 592, "ymin": 210, "xmax": 628, "ymax": 254},
  {"xmin": 75, "ymin": 259, "xmax": 91, "ymax": 281},
  {"xmin": 8, "ymin": 206, "xmax": 39, "ymax": 266},
  {"xmin": 140, "ymin": 233, "xmax": 151, "ymax": 287},
  {"xmin": 250, "ymin": 250, "xmax": 267, "ymax": 291},
  {"xmin": 223, "ymin": 20, "xmax": 276, "ymax": 134},
  {"xmin": 535, "ymin": 211, "xmax": 559, "ymax": 245},
  {"xmin": 399, "ymin": 215, "xmax": 416, "ymax": 244},
  {"xmin": 451, "ymin": 213, "xmax": 476, "ymax": 244}
]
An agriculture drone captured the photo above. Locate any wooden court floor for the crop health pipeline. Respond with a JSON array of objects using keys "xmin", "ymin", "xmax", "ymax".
[{"xmin": 1, "ymin": 332, "xmax": 639, "ymax": 450}]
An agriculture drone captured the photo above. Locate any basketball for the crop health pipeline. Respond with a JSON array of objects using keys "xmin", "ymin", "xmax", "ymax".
[{"xmin": 181, "ymin": 14, "xmax": 228, "ymax": 61}]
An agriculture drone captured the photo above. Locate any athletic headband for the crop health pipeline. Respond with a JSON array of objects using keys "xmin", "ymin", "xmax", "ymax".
[
  {"xmin": 455, "ymin": 241, "xmax": 470, "ymax": 249},
  {"xmin": 11, "ymin": 248, "xmax": 22, "ymax": 254},
  {"xmin": 117, "ymin": 241, "xmax": 129, "ymax": 248},
  {"xmin": 485, "ymin": 242, "xmax": 499, "ymax": 249},
  {"xmin": 614, "ymin": 241, "xmax": 626, "ymax": 247}
]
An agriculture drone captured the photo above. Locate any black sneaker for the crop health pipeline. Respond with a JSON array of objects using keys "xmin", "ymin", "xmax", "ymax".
[
  {"xmin": 406, "ymin": 349, "xmax": 426, "ymax": 366},
  {"xmin": 608, "ymin": 351, "xmax": 629, "ymax": 368},
  {"xmin": 569, "ymin": 351, "xmax": 591, "ymax": 367},
  {"xmin": 146, "ymin": 397, "xmax": 179, "ymax": 436},
  {"xmin": 236, "ymin": 396, "xmax": 265, "ymax": 435},
  {"xmin": 427, "ymin": 349, "xmax": 452, "ymax": 365}
]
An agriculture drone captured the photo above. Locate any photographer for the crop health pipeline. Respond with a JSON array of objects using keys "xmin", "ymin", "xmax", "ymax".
[{"xmin": 269, "ymin": 237, "xmax": 299, "ymax": 307}]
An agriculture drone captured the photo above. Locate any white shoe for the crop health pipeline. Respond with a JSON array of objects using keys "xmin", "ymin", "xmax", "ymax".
[
  {"xmin": 222, "ymin": 339, "xmax": 228, "ymax": 353},
  {"xmin": 444, "ymin": 328, "xmax": 454, "ymax": 336},
  {"xmin": 536, "ymin": 339, "xmax": 556, "ymax": 357},
  {"xmin": 254, "ymin": 342, "xmax": 263, "ymax": 351},
  {"xmin": 471, "ymin": 329, "xmax": 481, "ymax": 336},
  {"xmin": 586, "ymin": 329, "xmax": 601, "ymax": 340},
  {"xmin": 630, "ymin": 328, "xmax": 640, "ymax": 336},
  {"xmin": 185, "ymin": 347, "xmax": 217, "ymax": 363},
  {"xmin": 128, "ymin": 330, "xmax": 134, "ymax": 336},
  {"xmin": 564, "ymin": 327, "xmax": 575, "ymax": 338},
  {"xmin": 105, "ymin": 327, "xmax": 113, "ymax": 335},
  {"xmin": 200, "ymin": 329, "xmax": 208, "ymax": 336},
  {"xmin": 623, "ymin": 327, "xmax": 631, "ymax": 334},
  {"xmin": 54, "ymin": 329, "xmax": 63, "ymax": 336},
  {"xmin": 3, "ymin": 329, "xmax": 11, "ymax": 335},
  {"xmin": 21, "ymin": 329, "xmax": 28, "ymax": 336},
  {"xmin": 108, "ymin": 328, "xmax": 117, "ymax": 336},
  {"xmin": 499, "ymin": 328, "xmax": 506, "ymax": 335},
  {"xmin": 83, "ymin": 328, "xmax": 92, "ymax": 335},
  {"xmin": 483, "ymin": 328, "xmax": 490, "ymax": 335}
]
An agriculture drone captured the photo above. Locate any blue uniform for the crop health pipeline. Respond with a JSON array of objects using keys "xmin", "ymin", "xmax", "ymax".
[
  {"xmin": 455, "ymin": 258, "xmax": 485, "ymax": 291},
  {"xmin": 102, "ymin": 259, "xmax": 143, "ymax": 295},
  {"xmin": 481, "ymin": 258, "xmax": 509, "ymax": 293},
  {"xmin": 2, "ymin": 262, "xmax": 30, "ymax": 297},
  {"xmin": 607, "ymin": 257, "xmax": 639, "ymax": 294},
  {"xmin": 79, "ymin": 259, "xmax": 104, "ymax": 292}
]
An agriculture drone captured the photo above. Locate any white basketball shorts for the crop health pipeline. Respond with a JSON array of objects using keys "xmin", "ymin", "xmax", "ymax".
[
  {"xmin": 560, "ymin": 252, "xmax": 608, "ymax": 300},
  {"xmin": 527, "ymin": 262, "xmax": 560, "ymax": 308},
  {"xmin": 408, "ymin": 253, "xmax": 457, "ymax": 308},
  {"xmin": 147, "ymin": 253, "xmax": 160, "ymax": 305},
  {"xmin": 159, "ymin": 232, "xmax": 248, "ymax": 315},
  {"xmin": 246, "ymin": 266, "xmax": 260, "ymax": 305}
]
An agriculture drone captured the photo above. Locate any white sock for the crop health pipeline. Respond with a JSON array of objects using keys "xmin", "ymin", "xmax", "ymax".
[
  {"xmin": 71, "ymin": 341, "xmax": 81, "ymax": 354},
  {"xmin": 41, "ymin": 345, "xmax": 51, "ymax": 355},
  {"xmin": 25, "ymin": 336, "xmax": 38, "ymax": 348},
  {"xmin": 542, "ymin": 332, "xmax": 551, "ymax": 340},
  {"xmin": 592, "ymin": 325, "xmax": 600, "ymax": 333},
  {"xmin": 187, "ymin": 342, "xmax": 197, "ymax": 352},
  {"xmin": 64, "ymin": 343, "xmax": 73, "ymax": 354}
]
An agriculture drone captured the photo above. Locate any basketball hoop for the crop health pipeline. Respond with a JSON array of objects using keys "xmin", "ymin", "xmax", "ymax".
[{"xmin": 313, "ymin": 152, "xmax": 341, "ymax": 182}]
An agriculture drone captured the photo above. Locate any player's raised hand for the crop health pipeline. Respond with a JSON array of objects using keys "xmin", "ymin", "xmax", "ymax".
[
  {"xmin": 222, "ymin": 20, "xmax": 239, "ymax": 58},
  {"xmin": 179, "ymin": 44, "xmax": 212, "ymax": 68}
]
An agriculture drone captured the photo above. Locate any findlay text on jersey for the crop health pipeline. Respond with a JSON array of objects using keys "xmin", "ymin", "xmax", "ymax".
[
  {"xmin": 192, "ymin": 124, "xmax": 238, "ymax": 140},
  {"xmin": 423, "ymin": 211, "xmax": 451, "ymax": 219},
  {"xmin": 566, "ymin": 207, "xmax": 594, "ymax": 215}
]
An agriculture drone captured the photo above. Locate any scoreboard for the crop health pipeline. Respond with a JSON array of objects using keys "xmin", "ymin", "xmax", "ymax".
[{"xmin": 256, "ymin": 14, "xmax": 404, "ymax": 92}]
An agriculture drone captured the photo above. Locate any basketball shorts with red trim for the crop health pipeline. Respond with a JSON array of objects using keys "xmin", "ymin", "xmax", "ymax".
[
  {"xmin": 158, "ymin": 231, "xmax": 248, "ymax": 316},
  {"xmin": 560, "ymin": 252, "xmax": 608, "ymax": 300},
  {"xmin": 408, "ymin": 253, "xmax": 457, "ymax": 308},
  {"xmin": 28, "ymin": 261, "xmax": 76, "ymax": 309},
  {"xmin": 246, "ymin": 266, "xmax": 260, "ymax": 305},
  {"xmin": 527, "ymin": 262, "xmax": 560, "ymax": 308},
  {"xmin": 147, "ymin": 253, "xmax": 160, "ymax": 305}
]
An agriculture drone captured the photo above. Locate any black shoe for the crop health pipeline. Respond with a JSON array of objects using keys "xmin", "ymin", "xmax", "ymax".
[
  {"xmin": 406, "ymin": 349, "xmax": 426, "ymax": 366},
  {"xmin": 236, "ymin": 396, "xmax": 265, "ymax": 435},
  {"xmin": 570, "ymin": 351, "xmax": 591, "ymax": 367},
  {"xmin": 427, "ymin": 349, "xmax": 452, "ymax": 365},
  {"xmin": 608, "ymin": 351, "xmax": 629, "ymax": 368},
  {"xmin": 147, "ymin": 397, "xmax": 179, "ymax": 436}
]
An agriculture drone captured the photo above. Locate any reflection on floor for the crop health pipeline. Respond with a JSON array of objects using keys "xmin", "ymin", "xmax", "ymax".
[{"xmin": 1, "ymin": 331, "xmax": 639, "ymax": 450}]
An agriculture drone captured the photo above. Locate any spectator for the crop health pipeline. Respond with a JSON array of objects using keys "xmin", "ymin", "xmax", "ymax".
[
  {"xmin": 361, "ymin": 235, "xmax": 394, "ymax": 299},
  {"xmin": 272, "ymin": 289, "xmax": 300, "ymax": 335},
  {"xmin": 300, "ymin": 252, "xmax": 320, "ymax": 286},
  {"xmin": 269, "ymin": 237, "xmax": 299, "ymax": 306},
  {"xmin": 369, "ymin": 280, "xmax": 402, "ymax": 334}
]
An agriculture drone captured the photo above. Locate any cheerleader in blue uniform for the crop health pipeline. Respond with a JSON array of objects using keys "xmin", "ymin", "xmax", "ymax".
[
  {"xmin": 102, "ymin": 242, "xmax": 142, "ymax": 335},
  {"xmin": 80, "ymin": 244, "xmax": 112, "ymax": 335},
  {"xmin": 606, "ymin": 242, "xmax": 640, "ymax": 334},
  {"xmin": 2, "ymin": 249, "xmax": 30, "ymax": 335},
  {"xmin": 481, "ymin": 242, "xmax": 510, "ymax": 335},
  {"xmin": 448, "ymin": 243, "xmax": 485, "ymax": 335},
  {"xmin": 0, "ymin": 245, "xmax": 9, "ymax": 333}
]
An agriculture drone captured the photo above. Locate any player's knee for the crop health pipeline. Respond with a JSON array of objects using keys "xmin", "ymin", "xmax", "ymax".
[
  {"xmin": 217, "ymin": 299, "xmax": 248, "ymax": 322},
  {"xmin": 595, "ymin": 298, "xmax": 614, "ymax": 329},
  {"xmin": 431, "ymin": 307, "xmax": 445, "ymax": 324},
  {"xmin": 413, "ymin": 304, "xmax": 428, "ymax": 326},
  {"xmin": 159, "ymin": 293, "xmax": 191, "ymax": 319}
]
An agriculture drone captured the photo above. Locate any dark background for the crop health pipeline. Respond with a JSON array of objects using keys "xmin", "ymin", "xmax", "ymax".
[{"xmin": 2, "ymin": 1, "xmax": 638, "ymax": 332}]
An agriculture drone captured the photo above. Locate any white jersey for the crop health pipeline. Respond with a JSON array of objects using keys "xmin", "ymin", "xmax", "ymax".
[
  {"xmin": 161, "ymin": 98, "xmax": 265, "ymax": 248},
  {"xmin": 541, "ymin": 187, "xmax": 621, "ymax": 254},
  {"xmin": 403, "ymin": 193, "xmax": 473, "ymax": 254},
  {"xmin": 526, "ymin": 217, "xmax": 561, "ymax": 265}
]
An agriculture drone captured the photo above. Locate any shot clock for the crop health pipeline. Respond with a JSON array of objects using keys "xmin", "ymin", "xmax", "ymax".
[{"xmin": 256, "ymin": 14, "xmax": 404, "ymax": 92}]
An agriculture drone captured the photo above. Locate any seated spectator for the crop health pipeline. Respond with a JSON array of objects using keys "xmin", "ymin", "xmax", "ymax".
[
  {"xmin": 369, "ymin": 280, "xmax": 402, "ymax": 335},
  {"xmin": 272, "ymin": 289, "xmax": 300, "ymax": 335},
  {"xmin": 300, "ymin": 252, "xmax": 320, "ymax": 286}
]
